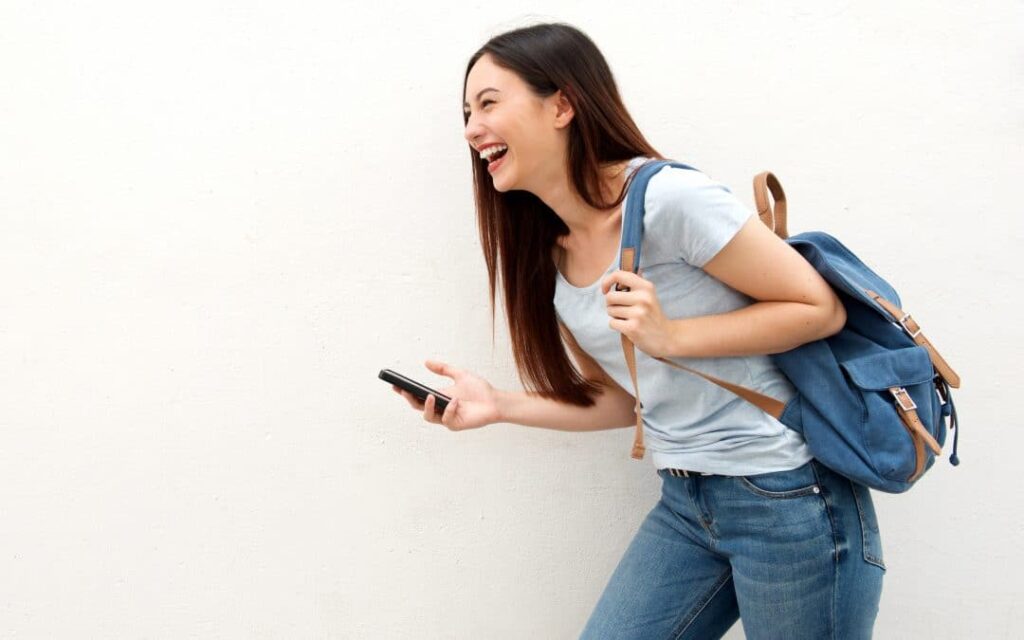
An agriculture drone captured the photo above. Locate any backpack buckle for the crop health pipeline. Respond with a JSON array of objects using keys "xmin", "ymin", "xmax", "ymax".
[
  {"xmin": 890, "ymin": 387, "xmax": 917, "ymax": 412},
  {"xmin": 898, "ymin": 312, "xmax": 922, "ymax": 339}
]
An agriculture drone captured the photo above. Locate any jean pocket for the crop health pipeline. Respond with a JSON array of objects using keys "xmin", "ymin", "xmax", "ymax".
[
  {"xmin": 850, "ymin": 480, "xmax": 887, "ymax": 571},
  {"xmin": 737, "ymin": 462, "xmax": 822, "ymax": 499}
]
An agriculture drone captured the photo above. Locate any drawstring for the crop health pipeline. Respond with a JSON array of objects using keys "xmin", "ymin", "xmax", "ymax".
[
  {"xmin": 945, "ymin": 379, "xmax": 960, "ymax": 466},
  {"xmin": 937, "ymin": 378, "xmax": 959, "ymax": 466}
]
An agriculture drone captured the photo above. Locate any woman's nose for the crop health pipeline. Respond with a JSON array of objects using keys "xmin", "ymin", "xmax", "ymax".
[{"xmin": 464, "ymin": 115, "xmax": 484, "ymax": 146}]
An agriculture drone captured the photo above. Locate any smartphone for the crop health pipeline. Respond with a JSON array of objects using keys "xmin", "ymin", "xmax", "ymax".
[{"xmin": 379, "ymin": 368, "xmax": 451, "ymax": 413}]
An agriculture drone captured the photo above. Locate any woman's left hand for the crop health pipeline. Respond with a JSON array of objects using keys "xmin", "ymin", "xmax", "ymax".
[{"xmin": 600, "ymin": 269, "xmax": 675, "ymax": 358}]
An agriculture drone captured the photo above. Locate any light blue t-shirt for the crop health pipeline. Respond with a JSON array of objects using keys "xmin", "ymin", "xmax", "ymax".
[{"xmin": 554, "ymin": 156, "xmax": 813, "ymax": 475}]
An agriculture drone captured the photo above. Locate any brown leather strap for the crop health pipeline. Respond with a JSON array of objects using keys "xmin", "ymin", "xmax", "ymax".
[
  {"xmin": 619, "ymin": 237, "xmax": 786, "ymax": 459},
  {"xmin": 617, "ymin": 247, "xmax": 646, "ymax": 459},
  {"xmin": 618, "ymin": 331, "xmax": 643, "ymax": 456},
  {"xmin": 890, "ymin": 387, "xmax": 943, "ymax": 454},
  {"xmin": 891, "ymin": 386, "xmax": 942, "ymax": 482},
  {"xmin": 651, "ymin": 355, "xmax": 787, "ymax": 417},
  {"xmin": 620, "ymin": 173, "xmax": 793, "ymax": 459},
  {"xmin": 621, "ymin": 336, "xmax": 787, "ymax": 460},
  {"xmin": 865, "ymin": 290, "xmax": 961, "ymax": 388},
  {"xmin": 753, "ymin": 171, "xmax": 789, "ymax": 239}
]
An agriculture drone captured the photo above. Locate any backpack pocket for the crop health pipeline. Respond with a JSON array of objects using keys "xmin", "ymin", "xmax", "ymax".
[
  {"xmin": 839, "ymin": 345, "xmax": 935, "ymax": 391},
  {"xmin": 839, "ymin": 345, "xmax": 944, "ymax": 483}
]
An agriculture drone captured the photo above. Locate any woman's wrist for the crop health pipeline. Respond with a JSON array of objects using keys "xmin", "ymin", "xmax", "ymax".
[
  {"xmin": 492, "ymin": 388, "xmax": 538, "ymax": 426},
  {"xmin": 493, "ymin": 388, "xmax": 513, "ymax": 424},
  {"xmin": 666, "ymin": 318, "xmax": 693, "ymax": 358}
]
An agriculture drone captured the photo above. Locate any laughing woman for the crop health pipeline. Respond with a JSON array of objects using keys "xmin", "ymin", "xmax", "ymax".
[{"xmin": 391, "ymin": 22, "xmax": 883, "ymax": 639}]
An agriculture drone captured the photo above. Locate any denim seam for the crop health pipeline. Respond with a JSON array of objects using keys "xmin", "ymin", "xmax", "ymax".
[
  {"xmin": 658, "ymin": 481, "xmax": 719, "ymax": 555},
  {"xmin": 677, "ymin": 480, "xmax": 718, "ymax": 545},
  {"xmin": 668, "ymin": 570, "xmax": 733, "ymax": 640},
  {"xmin": 736, "ymin": 476, "xmax": 820, "ymax": 499},
  {"xmin": 810, "ymin": 461, "xmax": 839, "ymax": 640},
  {"xmin": 850, "ymin": 480, "xmax": 887, "ymax": 571}
]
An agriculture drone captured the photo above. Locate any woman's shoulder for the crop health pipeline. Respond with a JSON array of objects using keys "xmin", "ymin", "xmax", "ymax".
[
  {"xmin": 646, "ymin": 162, "xmax": 721, "ymax": 195},
  {"xmin": 626, "ymin": 160, "xmax": 728, "ymax": 210},
  {"xmin": 638, "ymin": 162, "xmax": 753, "ymax": 268}
]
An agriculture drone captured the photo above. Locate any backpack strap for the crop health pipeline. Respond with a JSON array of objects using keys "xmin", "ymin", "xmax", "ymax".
[
  {"xmin": 753, "ymin": 174, "xmax": 960, "ymax": 390},
  {"xmin": 620, "ymin": 160, "xmax": 790, "ymax": 459},
  {"xmin": 890, "ymin": 386, "xmax": 943, "ymax": 481},
  {"xmin": 616, "ymin": 249, "xmax": 647, "ymax": 459},
  {"xmin": 749, "ymin": 171, "xmax": 962, "ymax": 389},
  {"xmin": 753, "ymin": 171, "xmax": 790, "ymax": 239},
  {"xmin": 865, "ymin": 290, "xmax": 961, "ymax": 389}
]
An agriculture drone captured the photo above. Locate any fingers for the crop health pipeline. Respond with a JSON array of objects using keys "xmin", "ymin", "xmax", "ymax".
[
  {"xmin": 393, "ymin": 385, "xmax": 460, "ymax": 429},
  {"xmin": 393, "ymin": 386, "xmax": 429, "ymax": 414},
  {"xmin": 423, "ymin": 391, "xmax": 440, "ymax": 421},
  {"xmin": 439, "ymin": 395, "xmax": 459, "ymax": 427},
  {"xmin": 425, "ymin": 359, "xmax": 459, "ymax": 379},
  {"xmin": 601, "ymin": 269, "xmax": 648, "ymax": 294},
  {"xmin": 604, "ymin": 289, "xmax": 634, "ymax": 306},
  {"xmin": 607, "ymin": 308, "xmax": 630, "ymax": 322}
]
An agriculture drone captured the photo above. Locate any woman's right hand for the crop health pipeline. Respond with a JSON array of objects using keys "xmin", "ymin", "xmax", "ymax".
[{"xmin": 390, "ymin": 359, "xmax": 501, "ymax": 430}]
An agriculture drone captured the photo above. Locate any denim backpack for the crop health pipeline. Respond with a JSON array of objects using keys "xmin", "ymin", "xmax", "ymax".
[{"xmin": 616, "ymin": 159, "xmax": 961, "ymax": 493}]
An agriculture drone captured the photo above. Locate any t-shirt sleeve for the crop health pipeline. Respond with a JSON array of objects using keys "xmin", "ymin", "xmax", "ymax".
[{"xmin": 640, "ymin": 166, "xmax": 754, "ymax": 268}]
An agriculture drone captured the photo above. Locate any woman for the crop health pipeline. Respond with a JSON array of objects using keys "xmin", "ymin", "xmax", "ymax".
[{"xmin": 392, "ymin": 22, "xmax": 884, "ymax": 639}]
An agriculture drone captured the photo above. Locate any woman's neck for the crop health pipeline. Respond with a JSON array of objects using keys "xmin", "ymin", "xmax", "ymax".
[{"xmin": 542, "ymin": 159, "xmax": 632, "ymax": 241}]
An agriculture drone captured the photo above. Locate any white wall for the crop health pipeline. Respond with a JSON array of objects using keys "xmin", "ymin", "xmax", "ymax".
[{"xmin": 1, "ymin": 1, "xmax": 1020, "ymax": 637}]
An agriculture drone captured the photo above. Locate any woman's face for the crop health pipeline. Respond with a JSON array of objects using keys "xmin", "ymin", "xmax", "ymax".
[{"xmin": 463, "ymin": 54, "xmax": 572, "ymax": 193}]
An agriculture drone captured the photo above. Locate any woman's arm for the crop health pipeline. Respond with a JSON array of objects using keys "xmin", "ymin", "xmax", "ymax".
[
  {"xmin": 668, "ymin": 215, "xmax": 846, "ymax": 358},
  {"xmin": 601, "ymin": 214, "xmax": 846, "ymax": 359},
  {"xmin": 495, "ymin": 384, "xmax": 636, "ymax": 432}
]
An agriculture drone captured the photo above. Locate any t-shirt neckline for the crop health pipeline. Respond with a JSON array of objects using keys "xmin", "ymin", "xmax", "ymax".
[{"xmin": 555, "ymin": 156, "xmax": 649, "ymax": 292}]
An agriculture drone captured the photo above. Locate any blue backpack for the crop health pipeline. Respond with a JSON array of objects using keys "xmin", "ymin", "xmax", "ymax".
[{"xmin": 617, "ymin": 160, "xmax": 961, "ymax": 493}]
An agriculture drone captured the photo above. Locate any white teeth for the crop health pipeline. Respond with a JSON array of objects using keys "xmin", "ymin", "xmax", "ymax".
[{"xmin": 480, "ymin": 144, "xmax": 507, "ymax": 160}]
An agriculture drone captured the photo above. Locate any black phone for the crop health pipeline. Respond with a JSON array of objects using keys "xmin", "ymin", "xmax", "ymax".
[{"xmin": 379, "ymin": 368, "xmax": 451, "ymax": 413}]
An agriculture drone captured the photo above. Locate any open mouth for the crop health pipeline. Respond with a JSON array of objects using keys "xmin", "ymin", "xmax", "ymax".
[{"xmin": 487, "ymin": 147, "xmax": 508, "ymax": 172}]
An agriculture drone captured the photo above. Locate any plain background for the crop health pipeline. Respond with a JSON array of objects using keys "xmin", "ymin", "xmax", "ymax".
[{"xmin": 2, "ymin": 1, "xmax": 1021, "ymax": 637}]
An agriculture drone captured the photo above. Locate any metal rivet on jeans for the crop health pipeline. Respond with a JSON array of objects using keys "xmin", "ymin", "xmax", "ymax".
[{"xmin": 813, "ymin": 486, "xmax": 821, "ymax": 494}]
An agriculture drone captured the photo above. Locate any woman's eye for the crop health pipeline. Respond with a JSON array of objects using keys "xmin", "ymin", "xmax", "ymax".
[{"xmin": 464, "ymin": 100, "xmax": 496, "ymax": 118}]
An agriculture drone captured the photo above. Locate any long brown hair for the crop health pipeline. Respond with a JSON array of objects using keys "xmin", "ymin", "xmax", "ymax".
[{"xmin": 463, "ymin": 22, "xmax": 663, "ymax": 406}]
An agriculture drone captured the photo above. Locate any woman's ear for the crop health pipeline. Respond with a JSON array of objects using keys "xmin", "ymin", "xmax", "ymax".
[{"xmin": 552, "ymin": 88, "xmax": 575, "ymax": 129}]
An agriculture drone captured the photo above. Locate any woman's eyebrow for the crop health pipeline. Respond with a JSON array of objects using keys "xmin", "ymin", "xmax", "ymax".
[{"xmin": 463, "ymin": 87, "xmax": 500, "ymax": 109}]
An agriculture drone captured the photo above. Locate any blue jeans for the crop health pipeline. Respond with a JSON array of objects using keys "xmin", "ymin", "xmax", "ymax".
[{"xmin": 579, "ymin": 459, "xmax": 884, "ymax": 639}]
